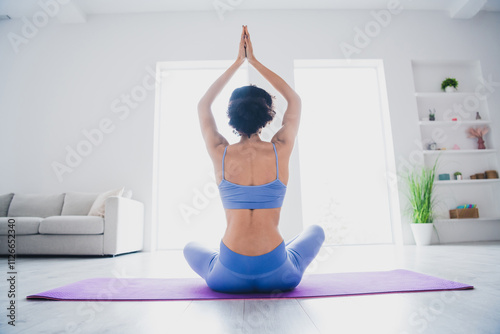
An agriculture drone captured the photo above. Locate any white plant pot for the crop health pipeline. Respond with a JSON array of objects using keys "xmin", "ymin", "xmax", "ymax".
[
  {"xmin": 445, "ymin": 86, "xmax": 457, "ymax": 93},
  {"xmin": 410, "ymin": 223, "xmax": 434, "ymax": 246}
]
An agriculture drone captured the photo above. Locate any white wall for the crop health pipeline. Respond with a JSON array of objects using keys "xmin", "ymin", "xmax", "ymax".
[{"xmin": 1, "ymin": 8, "xmax": 499, "ymax": 249}]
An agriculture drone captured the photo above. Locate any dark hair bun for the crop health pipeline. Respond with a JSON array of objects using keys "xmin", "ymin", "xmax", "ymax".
[{"xmin": 227, "ymin": 85, "xmax": 275, "ymax": 137}]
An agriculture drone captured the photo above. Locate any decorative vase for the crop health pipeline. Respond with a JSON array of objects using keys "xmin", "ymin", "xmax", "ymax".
[
  {"xmin": 410, "ymin": 223, "xmax": 434, "ymax": 246},
  {"xmin": 476, "ymin": 112, "xmax": 482, "ymax": 120},
  {"xmin": 477, "ymin": 137, "xmax": 486, "ymax": 149},
  {"xmin": 445, "ymin": 86, "xmax": 456, "ymax": 93}
]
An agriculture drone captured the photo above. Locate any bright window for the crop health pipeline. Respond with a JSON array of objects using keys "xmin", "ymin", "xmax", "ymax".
[
  {"xmin": 155, "ymin": 59, "xmax": 397, "ymax": 250},
  {"xmin": 294, "ymin": 59, "xmax": 395, "ymax": 245}
]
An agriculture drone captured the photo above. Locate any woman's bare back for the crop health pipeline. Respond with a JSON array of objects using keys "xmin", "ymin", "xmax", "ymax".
[{"xmin": 214, "ymin": 139, "xmax": 290, "ymax": 255}]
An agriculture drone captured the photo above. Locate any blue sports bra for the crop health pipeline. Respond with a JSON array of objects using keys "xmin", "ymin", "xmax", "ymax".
[{"xmin": 218, "ymin": 143, "xmax": 287, "ymax": 209}]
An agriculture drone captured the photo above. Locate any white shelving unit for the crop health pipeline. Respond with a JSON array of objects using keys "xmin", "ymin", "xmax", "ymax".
[
  {"xmin": 423, "ymin": 149, "xmax": 496, "ymax": 155},
  {"xmin": 435, "ymin": 179, "xmax": 500, "ymax": 185},
  {"xmin": 418, "ymin": 120, "xmax": 491, "ymax": 126},
  {"xmin": 436, "ymin": 217, "xmax": 500, "ymax": 222},
  {"xmin": 411, "ymin": 60, "xmax": 500, "ymax": 243},
  {"xmin": 415, "ymin": 92, "xmax": 476, "ymax": 97}
]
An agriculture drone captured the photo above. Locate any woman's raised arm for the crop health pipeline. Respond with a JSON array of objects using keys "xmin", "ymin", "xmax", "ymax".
[
  {"xmin": 198, "ymin": 27, "xmax": 247, "ymax": 155},
  {"xmin": 243, "ymin": 26, "xmax": 301, "ymax": 146},
  {"xmin": 198, "ymin": 28, "xmax": 246, "ymax": 109}
]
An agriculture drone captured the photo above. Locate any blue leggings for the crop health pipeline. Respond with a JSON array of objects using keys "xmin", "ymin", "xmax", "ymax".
[{"xmin": 183, "ymin": 225, "xmax": 325, "ymax": 293}]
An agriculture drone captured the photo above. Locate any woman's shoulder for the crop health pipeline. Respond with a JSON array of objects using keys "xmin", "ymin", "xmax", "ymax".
[{"xmin": 271, "ymin": 139, "xmax": 294, "ymax": 156}]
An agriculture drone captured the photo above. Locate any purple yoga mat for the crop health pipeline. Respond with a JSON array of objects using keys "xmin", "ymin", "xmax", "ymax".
[{"xmin": 27, "ymin": 269, "xmax": 473, "ymax": 301}]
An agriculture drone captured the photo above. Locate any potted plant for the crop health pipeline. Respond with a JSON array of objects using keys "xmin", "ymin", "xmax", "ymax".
[
  {"xmin": 405, "ymin": 161, "xmax": 438, "ymax": 246},
  {"xmin": 428, "ymin": 108, "xmax": 436, "ymax": 121},
  {"xmin": 441, "ymin": 78, "xmax": 458, "ymax": 92},
  {"xmin": 454, "ymin": 172, "xmax": 462, "ymax": 180}
]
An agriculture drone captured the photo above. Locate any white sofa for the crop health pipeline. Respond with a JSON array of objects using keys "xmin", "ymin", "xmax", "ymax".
[{"xmin": 0, "ymin": 191, "xmax": 144, "ymax": 256}]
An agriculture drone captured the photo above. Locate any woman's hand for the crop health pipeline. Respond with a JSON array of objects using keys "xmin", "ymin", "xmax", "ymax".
[
  {"xmin": 237, "ymin": 26, "xmax": 247, "ymax": 63},
  {"xmin": 243, "ymin": 25, "xmax": 256, "ymax": 63}
]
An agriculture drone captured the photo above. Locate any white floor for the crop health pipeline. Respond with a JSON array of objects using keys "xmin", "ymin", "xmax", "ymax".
[{"xmin": 1, "ymin": 242, "xmax": 499, "ymax": 334}]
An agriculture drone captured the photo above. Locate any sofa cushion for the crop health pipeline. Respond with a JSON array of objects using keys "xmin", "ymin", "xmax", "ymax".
[
  {"xmin": 8, "ymin": 193, "xmax": 65, "ymax": 218},
  {"xmin": 88, "ymin": 187, "xmax": 124, "ymax": 217},
  {"xmin": 0, "ymin": 193, "xmax": 14, "ymax": 217},
  {"xmin": 0, "ymin": 217, "xmax": 42, "ymax": 235},
  {"xmin": 39, "ymin": 216, "xmax": 104, "ymax": 235},
  {"xmin": 61, "ymin": 192, "xmax": 100, "ymax": 215}
]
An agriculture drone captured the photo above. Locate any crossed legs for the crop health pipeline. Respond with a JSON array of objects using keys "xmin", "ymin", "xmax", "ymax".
[{"xmin": 183, "ymin": 224, "xmax": 325, "ymax": 293}]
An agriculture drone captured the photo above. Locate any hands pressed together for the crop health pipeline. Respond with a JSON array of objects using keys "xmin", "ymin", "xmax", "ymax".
[{"xmin": 238, "ymin": 25, "xmax": 255, "ymax": 63}]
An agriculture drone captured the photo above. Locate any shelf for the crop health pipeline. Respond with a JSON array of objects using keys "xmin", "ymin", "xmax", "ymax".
[
  {"xmin": 423, "ymin": 149, "xmax": 496, "ymax": 155},
  {"xmin": 412, "ymin": 60, "xmax": 480, "ymax": 66},
  {"xmin": 435, "ymin": 179, "xmax": 500, "ymax": 185},
  {"xmin": 435, "ymin": 217, "xmax": 500, "ymax": 222},
  {"xmin": 412, "ymin": 60, "xmax": 500, "ymax": 242},
  {"xmin": 415, "ymin": 92, "xmax": 476, "ymax": 97},
  {"xmin": 419, "ymin": 120, "xmax": 490, "ymax": 126}
]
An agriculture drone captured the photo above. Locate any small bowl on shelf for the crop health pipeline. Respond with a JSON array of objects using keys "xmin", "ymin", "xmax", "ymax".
[
  {"xmin": 485, "ymin": 170, "xmax": 499, "ymax": 179},
  {"xmin": 438, "ymin": 174, "xmax": 450, "ymax": 181}
]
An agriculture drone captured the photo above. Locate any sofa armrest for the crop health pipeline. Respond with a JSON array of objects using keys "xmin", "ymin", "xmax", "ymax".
[{"xmin": 103, "ymin": 196, "xmax": 144, "ymax": 255}]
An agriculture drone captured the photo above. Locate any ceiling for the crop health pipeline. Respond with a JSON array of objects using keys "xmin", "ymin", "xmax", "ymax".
[{"xmin": 1, "ymin": 0, "xmax": 499, "ymax": 22}]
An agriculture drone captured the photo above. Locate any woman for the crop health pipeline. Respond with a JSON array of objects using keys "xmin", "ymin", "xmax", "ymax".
[{"xmin": 183, "ymin": 26, "xmax": 325, "ymax": 293}]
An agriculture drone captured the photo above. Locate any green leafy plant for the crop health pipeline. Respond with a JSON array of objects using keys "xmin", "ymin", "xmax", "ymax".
[
  {"xmin": 441, "ymin": 78, "xmax": 458, "ymax": 91},
  {"xmin": 454, "ymin": 171, "xmax": 462, "ymax": 176},
  {"xmin": 405, "ymin": 161, "xmax": 438, "ymax": 224}
]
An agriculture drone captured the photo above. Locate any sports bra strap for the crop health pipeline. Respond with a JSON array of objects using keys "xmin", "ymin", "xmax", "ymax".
[
  {"xmin": 222, "ymin": 146, "xmax": 228, "ymax": 179},
  {"xmin": 272, "ymin": 142, "xmax": 279, "ymax": 179}
]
